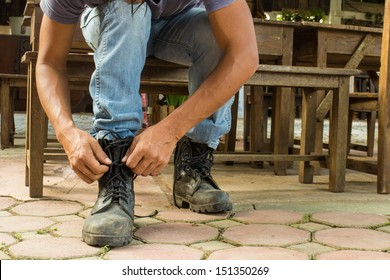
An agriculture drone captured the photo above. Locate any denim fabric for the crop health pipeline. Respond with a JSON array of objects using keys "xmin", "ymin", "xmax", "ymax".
[{"xmin": 82, "ymin": 0, "xmax": 233, "ymax": 148}]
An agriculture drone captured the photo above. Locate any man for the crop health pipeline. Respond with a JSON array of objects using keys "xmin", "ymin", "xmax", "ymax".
[{"xmin": 37, "ymin": 0, "xmax": 258, "ymax": 247}]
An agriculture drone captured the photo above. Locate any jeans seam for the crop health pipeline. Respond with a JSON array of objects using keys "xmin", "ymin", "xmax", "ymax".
[{"xmin": 94, "ymin": 7, "xmax": 110, "ymax": 119}]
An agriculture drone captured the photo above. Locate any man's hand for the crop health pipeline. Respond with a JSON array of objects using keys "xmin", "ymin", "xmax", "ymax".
[
  {"xmin": 122, "ymin": 123, "xmax": 179, "ymax": 176},
  {"xmin": 59, "ymin": 127, "xmax": 112, "ymax": 183}
]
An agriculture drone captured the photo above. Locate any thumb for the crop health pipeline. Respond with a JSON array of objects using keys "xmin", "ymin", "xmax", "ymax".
[{"xmin": 122, "ymin": 137, "xmax": 138, "ymax": 162}]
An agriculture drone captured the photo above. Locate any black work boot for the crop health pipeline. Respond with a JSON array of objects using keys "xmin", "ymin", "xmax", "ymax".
[
  {"xmin": 82, "ymin": 134, "xmax": 135, "ymax": 247},
  {"xmin": 173, "ymin": 136, "xmax": 232, "ymax": 213}
]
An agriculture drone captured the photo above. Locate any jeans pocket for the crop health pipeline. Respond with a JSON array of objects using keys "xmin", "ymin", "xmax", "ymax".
[{"xmin": 80, "ymin": 7, "xmax": 101, "ymax": 51}]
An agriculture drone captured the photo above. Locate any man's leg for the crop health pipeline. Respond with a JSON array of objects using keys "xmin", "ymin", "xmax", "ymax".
[
  {"xmin": 149, "ymin": 8, "xmax": 233, "ymax": 213},
  {"xmin": 80, "ymin": 0, "xmax": 152, "ymax": 247},
  {"xmin": 89, "ymin": 1, "xmax": 151, "ymax": 140}
]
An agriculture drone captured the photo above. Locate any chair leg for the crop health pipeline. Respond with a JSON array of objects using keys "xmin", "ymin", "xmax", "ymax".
[
  {"xmin": 28, "ymin": 63, "xmax": 45, "ymax": 198},
  {"xmin": 0, "ymin": 79, "xmax": 11, "ymax": 149},
  {"xmin": 366, "ymin": 111, "xmax": 377, "ymax": 157},
  {"xmin": 347, "ymin": 110, "xmax": 354, "ymax": 155}
]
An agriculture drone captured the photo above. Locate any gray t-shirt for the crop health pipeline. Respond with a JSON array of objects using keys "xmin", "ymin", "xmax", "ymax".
[{"xmin": 40, "ymin": 0, "xmax": 235, "ymax": 24}]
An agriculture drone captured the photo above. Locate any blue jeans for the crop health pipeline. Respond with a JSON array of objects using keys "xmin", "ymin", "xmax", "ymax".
[{"xmin": 81, "ymin": 0, "xmax": 233, "ymax": 149}]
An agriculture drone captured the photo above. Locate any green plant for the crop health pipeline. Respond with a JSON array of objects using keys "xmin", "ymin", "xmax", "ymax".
[
  {"xmin": 166, "ymin": 95, "xmax": 188, "ymax": 108},
  {"xmin": 277, "ymin": 8, "xmax": 327, "ymax": 23}
]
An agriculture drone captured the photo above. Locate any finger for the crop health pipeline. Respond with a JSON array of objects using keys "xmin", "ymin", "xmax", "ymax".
[
  {"xmin": 125, "ymin": 147, "xmax": 144, "ymax": 170},
  {"xmin": 77, "ymin": 162, "xmax": 105, "ymax": 182},
  {"xmin": 150, "ymin": 163, "xmax": 166, "ymax": 176},
  {"xmin": 72, "ymin": 167, "xmax": 94, "ymax": 184},
  {"xmin": 84, "ymin": 158, "xmax": 109, "ymax": 177},
  {"xmin": 141, "ymin": 162, "xmax": 159, "ymax": 177},
  {"xmin": 74, "ymin": 144, "xmax": 109, "ymax": 177},
  {"xmin": 131, "ymin": 157, "xmax": 151, "ymax": 175},
  {"xmin": 90, "ymin": 140, "xmax": 112, "ymax": 165}
]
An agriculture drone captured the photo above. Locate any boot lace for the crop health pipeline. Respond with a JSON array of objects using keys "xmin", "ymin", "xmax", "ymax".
[
  {"xmin": 100, "ymin": 132, "xmax": 158, "ymax": 218},
  {"xmin": 102, "ymin": 138, "xmax": 135, "ymax": 204},
  {"xmin": 182, "ymin": 148, "xmax": 214, "ymax": 181}
]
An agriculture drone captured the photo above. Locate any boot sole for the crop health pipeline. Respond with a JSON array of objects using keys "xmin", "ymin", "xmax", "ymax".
[
  {"xmin": 175, "ymin": 196, "xmax": 232, "ymax": 213},
  {"xmin": 82, "ymin": 231, "xmax": 132, "ymax": 247}
]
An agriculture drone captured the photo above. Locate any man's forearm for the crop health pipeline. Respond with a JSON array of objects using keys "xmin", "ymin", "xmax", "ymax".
[
  {"xmin": 160, "ymin": 47, "xmax": 258, "ymax": 140},
  {"xmin": 36, "ymin": 63, "xmax": 76, "ymax": 141}
]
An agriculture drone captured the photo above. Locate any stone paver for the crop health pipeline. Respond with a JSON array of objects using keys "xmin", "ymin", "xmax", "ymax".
[
  {"xmin": 207, "ymin": 246, "xmax": 308, "ymax": 260},
  {"xmin": 0, "ymin": 197, "xmax": 17, "ymax": 210},
  {"xmin": 311, "ymin": 212, "xmax": 389, "ymax": 227},
  {"xmin": 314, "ymin": 228, "xmax": 390, "ymax": 250},
  {"xmin": 134, "ymin": 217, "xmax": 164, "ymax": 228},
  {"xmin": 157, "ymin": 209, "xmax": 229, "ymax": 222},
  {"xmin": 233, "ymin": 210, "xmax": 303, "ymax": 224},
  {"xmin": 135, "ymin": 223, "xmax": 219, "ymax": 244},
  {"xmin": 52, "ymin": 215, "xmax": 83, "ymax": 222},
  {"xmin": 106, "ymin": 244, "xmax": 204, "ymax": 260},
  {"xmin": 0, "ymin": 251, "xmax": 11, "ymax": 260},
  {"xmin": 54, "ymin": 220, "xmax": 84, "ymax": 238},
  {"xmin": 206, "ymin": 220, "xmax": 243, "ymax": 228},
  {"xmin": 317, "ymin": 250, "xmax": 390, "ymax": 260},
  {"xmin": 11, "ymin": 200, "xmax": 84, "ymax": 217},
  {"xmin": 293, "ymin": 222, "xmax": 331, "ymax": 232},
  {"xmin": 0, "ymin": 233, "xmax": 17, "ymax": 247},
  {"xmin": 222, "ymin": 224, "xmax": 310, "ymax": 246},
  {"xmin": 378, "ymin": 226, "xmax": 390, "ymax": 233},
  {"xmin": 0, "ymin": 216, "xmax": 54, "ymax": 232},
  {"xmin": 190, "ymin": 241, "xmax": 235, "ymax": 252},
  {"xmin": 288, "ymin": 242, "xmax": 335, "ymax": 256},
  {"xmin": 2, "ymin": 133, "xmax": 390, "ymax": 260},
  {"xmin": 8, "ymin": 237, "xmax": 101, "ymax": 259},
  {"xmin": 0, "ymin": 211, "xmax": 12, "ymax": 217}
]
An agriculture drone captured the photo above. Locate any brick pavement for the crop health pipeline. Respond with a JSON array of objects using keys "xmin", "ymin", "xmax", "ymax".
[
  {"xmin": 1, "ymin": 153, "xmax": 390, "ymax": 260},
  {"xmin": 1, "ymin": 115, "xmax": 390, "ymax": 259}
]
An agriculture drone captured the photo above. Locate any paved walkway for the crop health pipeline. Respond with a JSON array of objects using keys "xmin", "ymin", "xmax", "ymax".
[
  {"xmin": 0, "ymin": 114, "xmax": 390, "ymax": 260},
  {"xmin": 1, "ymin": 144, "xmax": 390, "ymax": 260}
]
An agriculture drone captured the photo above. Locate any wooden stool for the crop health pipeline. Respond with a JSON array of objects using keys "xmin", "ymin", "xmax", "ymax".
[{"xmin": 348, "ymin": 92, "xmax": 378, "ymax": 157}]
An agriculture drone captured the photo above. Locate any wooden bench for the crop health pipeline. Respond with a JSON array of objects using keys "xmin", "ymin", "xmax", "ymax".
[{"xmin": 0, "ymin": 73, "xmax": 27, "ymax": 149}]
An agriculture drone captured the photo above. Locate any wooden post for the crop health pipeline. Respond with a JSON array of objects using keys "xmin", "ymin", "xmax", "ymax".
[
  {"xmin": 329, "ymin": 0, "xmax": 343, "ymax": 24},
  {"xmin": 377, "ymin": 0, "xmax": 390, "ymax": 194}
]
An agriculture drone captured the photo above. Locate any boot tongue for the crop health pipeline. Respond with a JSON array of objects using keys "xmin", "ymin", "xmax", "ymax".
[
  {"xmin": 189, "ymin": 141, "xmax": 214, "ymax": 174},
  {"xmin": 190, "ymin": 141, "xmax": 211, "ymax": 156}
]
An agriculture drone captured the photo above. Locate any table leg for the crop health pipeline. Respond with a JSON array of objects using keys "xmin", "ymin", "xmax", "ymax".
[
  {"xmin": 328, "ymin": 78, "xmax": 349, "ymax": 192},
  {"xmin": 273, "ymin": 87, "xmax": 292, "ymax": 175},
  {"xmin": 299, "ymin": 88, "xmax": 316, "ymax": 183}
]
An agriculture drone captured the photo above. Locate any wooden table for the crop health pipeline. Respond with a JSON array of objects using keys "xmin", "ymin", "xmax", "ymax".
[
  {"xmin": 245, "ymin": 19, "xmax": 299, "ymax": 175},
  {"xmin": 293, "ymin": 22, "xmax": 386, "ymax": 194},
  {"xmin": 0, "ymin": 74, "xmax": 27, "ymax": 149}
]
